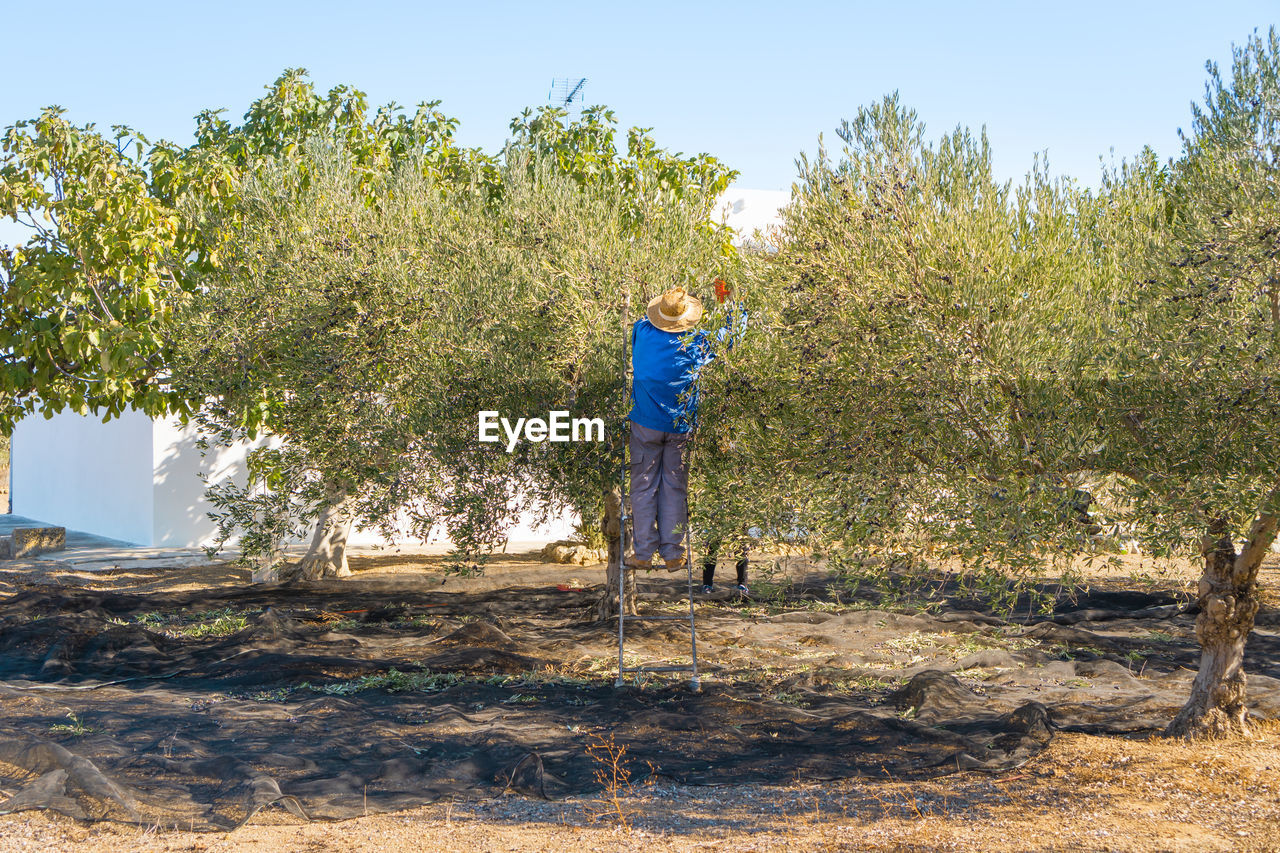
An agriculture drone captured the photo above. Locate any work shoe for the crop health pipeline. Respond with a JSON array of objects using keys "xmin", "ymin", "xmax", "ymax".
[
  {"xmin": 624, "ymin": 554, "xmax": 654, "ymax": 570},
  {"xmin": 664, "ymin": 556, "xmax": 688, "ymax": 572}
]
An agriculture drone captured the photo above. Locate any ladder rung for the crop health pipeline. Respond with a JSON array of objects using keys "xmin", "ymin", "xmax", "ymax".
[
  {"xmin": 621, "ymin": 665, "xmax": 696, "ymax": 673},
  {"xmin": 616, "ymin": 614, "xmax": 693, "ymax": 622}
]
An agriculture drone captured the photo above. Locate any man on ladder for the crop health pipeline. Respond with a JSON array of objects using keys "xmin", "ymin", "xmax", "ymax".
[
  {"xmin": 617, "ymin": 281, "xmax": 743, "ymax": 688},
  {"xmin": 626, "ymin": 286, "xmax": 707, "ymax": 572}
]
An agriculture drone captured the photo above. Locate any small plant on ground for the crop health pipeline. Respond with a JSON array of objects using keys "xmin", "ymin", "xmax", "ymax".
[
  {"xmin": 584, "ymin": 733, "xmax": 650, "ymax": 829},
  {"xmin": 1047, "ymin": 642, "xmax": 1109, "ymax": 661},
  {"xmin": 883, "ymin": 631, "xmax": 950, "ymax": 654},
  {"xmin": 314, "ymin": 668, "xmax": 461, "ymax": 695},
  {"xmin": 49, "ymin": 712, "xmax": 94, "ymax": 737},
  {"xmin": 841, "ymin": 674, "xmax": 899, "ymax": 691},
  {"xmin": 774, "ymin": 691, "xmax": 809, "ymax": 707},
  {"xmin": 131, "ymin": 607, "xmax": 257, "ymax": 638},
  {"xmin": 442, "ymin": 550, "xmax": 487, "ymax": 577},
  {"xmin": 949, "ymin": 630, "xmax": 1040, "ymax": 660}
]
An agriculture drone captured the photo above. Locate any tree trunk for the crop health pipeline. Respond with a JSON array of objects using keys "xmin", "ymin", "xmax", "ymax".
[
  {"xmin": 279, "ymin": 490, "xmax": 355, "ymax": 582},
  {"xmin": 1166, "ymin": 507, "xmax": 1279, "ymax": 738},
  {"xmin": 596, "ymin": 485, "xmax": 637, "ymax": 619}
]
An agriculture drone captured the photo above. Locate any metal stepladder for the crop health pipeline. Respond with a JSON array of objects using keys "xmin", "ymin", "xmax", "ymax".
[
  {"xmin": 613, "ymin": 476, "xmax": 701, "ymax": 690},
  {"xmin": 613, "ymin": 292, "xmax": 701, "ymax": 691}
]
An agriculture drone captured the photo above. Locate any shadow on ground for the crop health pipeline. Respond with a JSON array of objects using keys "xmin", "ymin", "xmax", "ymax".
[{"xmin": 0, "ymin": 570, "xmax": 1275, "ymax": 832}]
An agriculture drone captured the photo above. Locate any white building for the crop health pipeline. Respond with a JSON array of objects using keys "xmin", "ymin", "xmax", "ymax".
[
  {"xmin": 8, "ymin": 188, "xmax": 789, "ymax": 548},
  {"xmin": 9, "ymin": 410, "xmax": 575, "ymax": 548},
  {"xmin": 714, "ymin": 188, "xmax": 790, "ymax": 247},
  {"xmin": 11, "ymin": 410, "xmax": 233, "ymax": 547}
]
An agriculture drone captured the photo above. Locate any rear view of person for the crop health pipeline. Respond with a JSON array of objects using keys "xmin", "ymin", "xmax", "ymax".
[{"xmin": 626, "ymin": 285, "xmax": 744, "ymax": 571}]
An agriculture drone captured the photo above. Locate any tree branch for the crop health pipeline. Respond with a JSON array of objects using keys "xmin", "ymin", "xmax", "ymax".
[{"xmin": 1235, "ymin": 481, "xmax": 1280, "ymax": 579}]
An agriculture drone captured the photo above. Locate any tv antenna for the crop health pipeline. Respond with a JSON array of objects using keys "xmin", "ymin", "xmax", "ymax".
[{"xmin": 548, "ymin": 77, "xmax": 588, "ymax": 111}]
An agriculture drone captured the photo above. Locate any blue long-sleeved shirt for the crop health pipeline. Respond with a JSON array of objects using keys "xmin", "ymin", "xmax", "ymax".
[{"xmin": 628, "ymin": 306, "xmax": 745, "ymax": 434}]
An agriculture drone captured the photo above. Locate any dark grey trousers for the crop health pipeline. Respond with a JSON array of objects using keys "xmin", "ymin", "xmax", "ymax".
[{"xmin": 629, "ymin": 420, "xmax": 691, "ymax": 562}]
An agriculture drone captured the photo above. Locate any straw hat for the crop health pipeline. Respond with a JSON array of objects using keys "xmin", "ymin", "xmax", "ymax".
[{"xmin": 646, "ymin": 287, "xmax": 703, "ymax": 333}]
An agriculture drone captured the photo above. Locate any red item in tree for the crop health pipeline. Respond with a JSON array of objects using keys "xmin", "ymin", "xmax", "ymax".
[{"xmin": 714, "ymin": 278, "xmax": 730, "ymax": 303}]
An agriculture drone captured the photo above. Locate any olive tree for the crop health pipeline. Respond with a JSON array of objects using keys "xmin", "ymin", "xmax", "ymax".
[
  {"xmin": 421, "ymin": 149, "xmax": 740, "ymax": 614},
  {"xmin": 476, "ymin": 107, "xmax": 740, "ymax": 614},
  {"xmin": 731, "ymin": 29, "xmax": 1280, "ymax": 739},
  {"xmin": 172, "ymin": 144, "xmax": 498, "ymax": 579},
  {"xmin": 711, "ymin": 93, "xmax": 1102, "ymax": 602},
  {"xmin": 1078, "ymin": 29, "xmax": 1280, "ymax": 737},
  {"xmin": 179, "ymin": 104, "xmax": 739, "ymax": 586}
]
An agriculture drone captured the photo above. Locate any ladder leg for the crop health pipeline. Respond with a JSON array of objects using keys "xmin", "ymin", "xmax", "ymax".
[
  {"xmin": 616, "ymin": 464, "xmax": 628, "ymax": 687},
  {"xmin": 617, "ymin": 291, "xmax": 633, "ymax": 690},
  {"xmin": 615, "ymin": 578, "xmax": 626, "ymax": 687},
  {"xmin": 686, "ymin": 510, "xmax": 700, "ymax": 692}
]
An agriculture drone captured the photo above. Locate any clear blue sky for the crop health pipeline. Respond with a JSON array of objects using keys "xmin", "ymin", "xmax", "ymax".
[{"xmin": 0, "ymin": 1, "xmax": 1275, "ymax": 193}]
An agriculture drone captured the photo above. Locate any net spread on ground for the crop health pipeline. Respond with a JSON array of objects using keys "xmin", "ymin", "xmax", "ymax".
[{"xmin": 0, "ymin": 576, "xmax": 1276, "ymax": 830}]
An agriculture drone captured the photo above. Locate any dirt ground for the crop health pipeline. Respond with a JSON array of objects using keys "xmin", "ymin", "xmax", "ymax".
[{"xmin": 1, "ymin": 549, "xmax": 1279, "ymax": 852}]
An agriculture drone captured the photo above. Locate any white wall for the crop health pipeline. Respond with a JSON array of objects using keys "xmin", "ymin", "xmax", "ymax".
[
  {"xmin": 345, "ymin": 496, "xmax": 577, "ymax": 547},
  {"xmin": 14, "ymin": 411, "xmax": 575, "ymax": 549},
  {"xmin": 152, "ymin": 418, "xmax": 259, "ymax": 548},
  {"xmin": 12, "ymin": 409, "xmax": 155, "ymax": 545},
  {"xmin": 11, "ymin": 412, "xmax": 257, "ymax": 548},
  {"xmin": 149, "ymin": 419, "xmax": 576, "ymax": 548}
]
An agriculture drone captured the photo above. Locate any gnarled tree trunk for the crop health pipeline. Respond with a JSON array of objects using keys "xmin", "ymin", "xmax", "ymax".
[
  {"xmin": 1166, "ymin": 507, "xmax": 1279, "ymax": 738},
  {"xmin": 279, "ymin": 487, "xmax": 355, "ymax": 582},
  {"xmin": 596, "ymin": 485, "xmax": 637, "ymax": 620}
]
